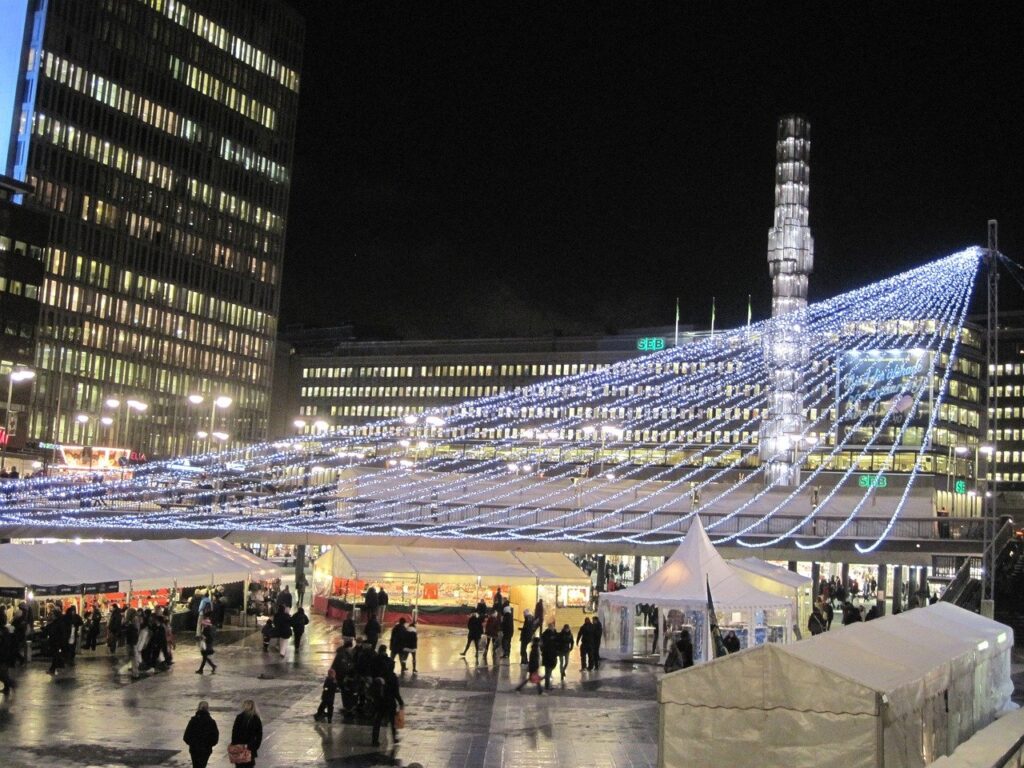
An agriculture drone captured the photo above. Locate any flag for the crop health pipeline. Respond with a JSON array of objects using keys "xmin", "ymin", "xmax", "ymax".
[
  {"xmin": 710, "ymin": 297, "xmax": 716, "ymax": 338},
  {"xmin": 747, "ymin": 294, "xmax": 752, "ymax": 328},
  {"xmin": 706, "ymin": 575, "xmax": 728, "ymax": 659},
  {"xmin": 674, "ymin": 297, "xmax": 680, "ymax": 347}
]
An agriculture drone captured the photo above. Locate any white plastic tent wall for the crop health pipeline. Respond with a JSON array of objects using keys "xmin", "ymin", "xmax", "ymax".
[
  {"xmin": 658, "ymin": 603, "xmax": 1015, "ymax": 768},
  {"xmin": 729, "ymin": 556, "xmax": 813, "ymax": 631},
  {"xmin": 598, "ymin": 516, "xmax": 792, "ymax": 662}
]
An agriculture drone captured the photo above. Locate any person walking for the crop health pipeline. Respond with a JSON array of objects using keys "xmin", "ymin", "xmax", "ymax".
[
  {"xmin": 557, "ymin": 623, "xmax": 574, "ymax": 680},
  {"xmin": 807, "ymin": 607, "xmax": 826, "ymax": 636},
  {"xmin": 460, "ymin": 612, "xmax": 483, "ymax": 660},
  {"xmin": 514, "ymin": 638, "xmax": 543, "ymax": 695},
  {"xmin": 277, "ymin": 585, "xmax": 293, "ymax": 611},
  {"xmin": 364, "ymin": 613, "xmax": 381, "ymax": 650},
  {"xmin": 125, "ymin": 610, "xmax": 141, "ymax": 679},
  {"xmin": 576, "ymin": 617, "xmax": 594, "ymax": 671},
  {"xmin": 182, "ymin": 700, "xmax": 219, "ymax": 768},
  {"xmin": 501, "ymin": 605, "xmax": 514, "ymax": 659},
  {"xmin": 314, "ymin": 669, "xmax": 339, "ymax": 723},
  {"xmin": 341, "ymin": 610, "xmax": 357, "ymax": 645},
  {"xmin": 291, "ymin": 606, "xmax": 309, "ymax": 650},
  {"xmin": 540, "ymin": 621, "xmax": 559, "ymax": 689},
  {"xmin": 388, "ymin": 617, "xmax": 408, "ymax": 672},
  {"xmin": 0, "ymin": 613, "xmax": 16, "ymax": 694},
  {"xmin": 377, "ymin": 587, "xmax": 389, "ymax": 623},
  {"xmin": 518, "ymin": 610, "xmax": 534, "ymax": 664},
  {"xmin": 483, "ymin": 610, "xmax": 501, "ymax": 664},
  {"xmin": 370, "ymin": 667, "xmax": 405, "ymax": 747},
  {"xmin": 591, "ymin": 616, "xmax": 603, "ymax": 669},
  {"xmin": 195, "ymin": 615, "xmax": 217, "ymax": 674},
  {"xmin": 364, "ymin": 586, "xmax": 379, "ymax": 624},
  {"xmin": 533, "ymin": 599, "xmax": 545, "ymax": 635},
  {"xmin": 65, "ymin": 605, "xmax": 84, "ymax": 664},
  {"xmin": 229, "ymin": 700, "xmax": 263, "ymax": 768},
  {"xmin": 404, "ymin": 621, "xmax": 418, "ymax": 673},
  {"xmin": 46, "ymin": 608, "xmax": 69, "ymax": 674},
  {"xmin": 106, "ymin": 604, "xmax": 123, "ymax": 654},
  {"xmin": 677, "ymin": 629, "xmax": 694, "ymax": 669},
  {"xmin": 84, "ymin": 606, "xmax": 102, "ymax": 651}
]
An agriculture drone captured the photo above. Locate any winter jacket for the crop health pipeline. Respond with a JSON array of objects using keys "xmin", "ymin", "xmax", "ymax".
[
  {"xmin": 466, "ymin": 614, "xmax": 483, "ymax": 640},
  {"xmin": 183, "ymin": 709, "xmax": 220, "ymax": 754},
  {"xmin": 230, "ymin": 713, "xmax": 263, "ymax": 758}
]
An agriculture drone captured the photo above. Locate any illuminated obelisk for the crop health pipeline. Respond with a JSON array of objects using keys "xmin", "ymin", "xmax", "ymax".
[{"xmin": 759, "ymin": 116, "xmax": 813, "ymax": 485}]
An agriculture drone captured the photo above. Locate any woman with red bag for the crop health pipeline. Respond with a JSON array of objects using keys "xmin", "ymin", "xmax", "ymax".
[
  {"xmin": 228, "ymin": 700, "xmax": 262, "ymax": 767},
  {"xmin": 514, "ymin": 639, "xmax": 543, "ymax": 695}
]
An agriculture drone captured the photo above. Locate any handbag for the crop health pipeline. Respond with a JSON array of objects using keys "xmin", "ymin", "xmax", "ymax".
[
  {"xmin": 227, "ymin": 744, "xmax": 252, "ymax": 764},
  {"xmin": 198, "ymin": 639, "xmax": 207, "ymax": 653},
  {"xmin": 528, "ymin": 672, "xmax": 541, "ymax": 684},
  {"xmin": 395, "ymin": 709, "xmax": 406, "ymax": 729}
]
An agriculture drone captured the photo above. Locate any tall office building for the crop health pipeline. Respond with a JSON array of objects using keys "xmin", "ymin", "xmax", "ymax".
[{"xmin": 0, "ymin": 0, "xmax": 303, "ymax": 457}]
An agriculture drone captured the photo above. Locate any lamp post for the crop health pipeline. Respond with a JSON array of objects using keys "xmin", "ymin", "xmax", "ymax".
[
  {"xmin": 189, "ymin": 394, "xmax": 232, "ymax": 453},
  {"xmin": 293, "ymin": 418, "xmax": 306, "ymax": 436},
  {"xmin": 124, "ymin": 399, "xmax": 148, "ymax": 454},
  {"xmin": 1, "ymin": 367, "xmax": 35, "ymax": 472}
]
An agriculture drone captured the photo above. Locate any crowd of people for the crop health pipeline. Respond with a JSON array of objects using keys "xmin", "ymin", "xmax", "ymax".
[{"xmin": 807, "ymin": 574, "xmax": 940, "ymax": 636}]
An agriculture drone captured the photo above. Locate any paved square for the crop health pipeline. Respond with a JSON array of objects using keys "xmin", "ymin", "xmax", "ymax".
[{"xmin": 0, "ymin": 615, "xmax": 660, "ymax": 767}]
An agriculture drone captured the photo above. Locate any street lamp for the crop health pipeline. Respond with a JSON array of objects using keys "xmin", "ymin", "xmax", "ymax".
[
  {"xmin": 1, "ymin": 367, "xmax": 35, "ymax": 472},
  {"xmin": 293, "ymin": 418, "xmax": 306, "ymax": 435},
  {"xmin": 190, "ymin": 394, "xmax": 232, "ymax": 452},
  {"xmin": 124, "ymin": 399, "xmax": 148, "ymax": 454}
]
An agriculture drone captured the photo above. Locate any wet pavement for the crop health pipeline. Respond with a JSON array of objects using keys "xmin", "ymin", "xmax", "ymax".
[{"xmin": 0, "ymin": 615, "xmax": 660, "ymax": 768}]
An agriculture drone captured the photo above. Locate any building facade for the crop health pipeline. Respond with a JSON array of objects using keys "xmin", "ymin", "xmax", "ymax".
[
  {"xmin": 0, "ymin": 0, "xmax": 303, "ymax": 457},
  {"xmin": 278, "ymin": 323, "xmax": 986, "ymax": 513},
  {"xmin": 0, "ymin": 175, "xmax": 46, "ymax": 458}
]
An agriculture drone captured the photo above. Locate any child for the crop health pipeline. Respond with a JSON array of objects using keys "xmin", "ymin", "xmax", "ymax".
[
  {"xmin": 314, "ymin": 669, "xmax": 339, "ymax": 723},
  {"xmin": 261, "ymin": 616, "xmax": 274, "ymax": 652}
]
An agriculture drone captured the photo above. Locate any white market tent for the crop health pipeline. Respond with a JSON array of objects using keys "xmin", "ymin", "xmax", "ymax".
[
  {"xmin": 658, "ymin": 603, "xmax": 1015, "ymax": 768},
  {"xmin": 598, "ymin": 516, "xmax": 792, "ymax": 663},
  {"xmin": 730, "ymin": 556, "xmax": 813, "ymax": 631},
  {"xmin": 315, "ymin": 543, "xmax": 589, "ymax": 586},
  {"xmin": 0, "ymin": 538, "xmax": 281, "ymax": 595}
]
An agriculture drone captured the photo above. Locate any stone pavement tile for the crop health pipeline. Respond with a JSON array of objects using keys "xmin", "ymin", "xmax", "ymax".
[{"xmin": 0, "ymin": 614, "xmax": 662, "ymax": 767}]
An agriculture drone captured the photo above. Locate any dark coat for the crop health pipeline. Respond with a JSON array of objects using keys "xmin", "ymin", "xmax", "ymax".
[
  {"xmin": 378, "ymin": 670, "xmax": 404, "ymax": 714},
  {"xmin": 364, "ymin": 588, "xmax": 379, "ymax": 611},
  {"xmin": 231, "ymin": 712, "xmax": 263, "ymax": 758},
  {"xmin": 341, "ymin": 617, "xmax": 356, "ymax": 638},
  {"xmin": 519, "ymin": 619, "xmax": 534, "ymax": 644},
  {"xmin": 183, "ymin": 709, "xmax": 219, "ymax": 754},
  {"xmin": 540, "ymin": 628, "xmax": 559, "ymax": 668},
  {"xmin": 557, "ymin": 628, "xmax": 574, "ymax": 655},
  {"xmin": 501, "ymin": 611, "xmax": 514, "ymax": 638},
  {"xmin": 591, "ymin": 618, "xmax": 603, "ymax": 648},
  {"xmin": 576, "ymin": 622, "xmax": 594, "ymax": 648},
  {"xmin": 291, "ymin": 610, "xmax": 309, "ymax": 634},
  {"xmin": 200, "ymin": 624, "xmax": 215, "ymax": 653},
  {"xmin": 365, "ymin": 617, "xmax": 381, "ymax": 644},
  {"xmin": 320, "ymin": 674, "xmax": 339, "ymax": 701},
  {"xmin": 389, "ymin": 623, "xmax": 407, "ymax": 653},
  {"xmin": 466, "ymin": 614, "xmax": 483, "ymax": 640},
  {"xmin": 526, "ymin": 643, "xmax": 540, "ymax": 673}
]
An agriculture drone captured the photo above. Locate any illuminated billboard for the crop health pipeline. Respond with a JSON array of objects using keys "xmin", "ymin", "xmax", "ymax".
[{"xmin": 836, "ymin": 349, "xmax": 932, "ymax": 438}]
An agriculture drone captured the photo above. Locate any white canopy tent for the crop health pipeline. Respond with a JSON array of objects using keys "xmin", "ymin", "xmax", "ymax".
[
  {"xmin": 658, "ymin": 603, "xmax": 1015, "ymax": 768},
  {"xmin": 598, "ymin": 516, "xmax": 793, "ymax": 662},
  {"xmin": 729, "ymin": 556, "xmax": 813, "ymax": 632},
  {"xmin": 0, "ymin": 539, "xmax": 281, "ymax": 596}
]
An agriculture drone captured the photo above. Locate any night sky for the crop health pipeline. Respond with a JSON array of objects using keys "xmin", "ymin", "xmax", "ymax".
[{"xmin": 279, "ymin": 2, "xmax": 1023, "ymax": 340}]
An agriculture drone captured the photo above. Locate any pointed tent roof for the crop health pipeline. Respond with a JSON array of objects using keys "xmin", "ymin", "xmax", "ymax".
[{"xmin": 604, "ymin": 516, "xmax": 791, "ymax": 610}]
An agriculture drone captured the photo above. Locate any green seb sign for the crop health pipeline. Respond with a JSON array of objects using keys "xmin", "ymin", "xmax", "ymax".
[
  {"xmin": 858, "ymin": 475, "xmax": 888, "ymax": 489},
  {"xmin": 637, "ymin": 337, "xmax": 665, "ymax": 352},
  {"xmin": 954, "ymin": 479, "xmax": 967, "ymax": 495}
]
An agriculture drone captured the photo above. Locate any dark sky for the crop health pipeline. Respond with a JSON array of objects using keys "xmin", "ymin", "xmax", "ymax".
[{"xmin": 279, "ymin": 2, "xmax": 1023, "ymax": 340}]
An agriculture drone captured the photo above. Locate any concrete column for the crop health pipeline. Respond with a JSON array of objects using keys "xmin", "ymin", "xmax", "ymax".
[
  {"xmin": 596, "ymin": 555, "xmax": 607, "ymax": 591},
  {"xmin": 876, "ymin": 565, "xmax": 887, "ymax": 617},
  {"xmin": 892, "ymin": 565, "xmax": 903, "ymax": 613},
  {"xmin": 788, "ymin": 561, "xmax": 798, "ymax": 572},
  {"xmin": 633, "ymin": 556, "xmax": 642, "ymax": 585},
  {"xmin": 918, "ymin": 567, "xmax": 928, "ymax": 600},
  {"xmin": 841, "ymin": 562, "xmax": 850, "ymax": 590},
  {"xmin": 811, "ymin": 561, "xmax": 821, "ymax": 602}
]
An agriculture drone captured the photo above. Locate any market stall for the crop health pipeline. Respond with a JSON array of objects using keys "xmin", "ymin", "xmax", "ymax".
[
  {"xmin": 658, "ymin": 603, "xmax": 1015, "ymax": 768},
  {"xmin": 0, "ymin": 538, "xmax": 281, "ymax": 632},
  {"xmin": 597, "ymin": 516, "xmax": 792, "ymax": 663},
  {"xmin": 311, "ymin": 543, "xmax": 591, "ymax": 625},
  {"xmin": 729, "ymin": 556, "xmax": 813, "ymax": 634},
  {"xmin": 510, "ymin": 550, "xmax": 592, "ymax": 627}
]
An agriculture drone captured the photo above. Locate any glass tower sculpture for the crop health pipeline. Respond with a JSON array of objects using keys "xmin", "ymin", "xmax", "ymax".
[{"xmin": 759, "ymin": 116, "xmax": 814, "ymax": 485}]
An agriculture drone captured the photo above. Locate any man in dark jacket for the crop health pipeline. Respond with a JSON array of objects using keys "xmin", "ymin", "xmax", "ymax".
[
  {"xmin": 460, "ymin": 613, "xmax": 483, "ymax": 659},
  {"xmin": 291, "ymin": 607, "xmax": 309, "ymax": 649},
  {"xmin": 341, "ymin": 611, "xmax": 357, "ymax": 645},
  {"xmin": 557, "ymin": 624, "xmax": 574, "ymax": 679},
  {"xmin": 370, "ymin": 668, "xmax": 404, "ymax": 746},
  {"xmin": 364, "ymin": 586, "xmax": 379, "ymax": 623},
  {"xmin": 47, "ymin": 610, "xmax": 69, "ymax": 674},
  {"xmin": 591, "ymin": 616, "xmax": 603, "ymax": 669},
  {"xmin": 540, "ymin": 621, "xmax": 559, "ymax": 689},
  {"xmin": 364, "ymin": 614, "xmax": 381, "ymax": 649},
  {"xmin": 106, "ymin": 604, "xmax": 123, "ymax": 654},
  {"xmin": 808, "ymin": 607, "xmax": 826, "ymax": 636},
  {"xmin": 576, "ymin": 617, "xmax": 594, "ymax": 671},
  {"xmin": 518, "ymin": 611, "xmax": 534, "ymax": 664},
  {"xmin": 501, "ymin": 606, "xmax": 514, "ymax": 659},
  {"xmin": 388, "ymin": 618, "xmax": 408, "ymax": 672},
  {"xmin": 377, "ymin": 587, "xmax": 389, "ymax": 622},
  {"xmin": 183, "ymin": 700, "xmax": 219, "ymax": 768}
]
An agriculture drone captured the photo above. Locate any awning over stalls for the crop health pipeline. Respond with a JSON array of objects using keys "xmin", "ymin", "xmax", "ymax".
[
  {"xmin": 514, "ymin": 550, "xmax": 593, "ymax": 585},
  {"xmin": 729, "ymin": 557, "xmax": 811, "ymax": 590},
  {"xmin": 316, "ymin": 543, "xmax": 590, "ymax": 585},
  {"xmin": 0, "ymin": 539, "xmax": 281, "ymax": 595}
]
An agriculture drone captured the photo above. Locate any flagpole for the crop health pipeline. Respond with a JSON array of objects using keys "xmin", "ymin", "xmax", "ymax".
[
  {"xmin": 747, "ymin": 294, "xmax": 752, "ymax": 330},
  {"xmin": 674, "ymin": 297, "xmax": 680, "ymax": 347},
  {"xmin": 710, "ymin": 297, "xmax": 716, "ymax": 339}
]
